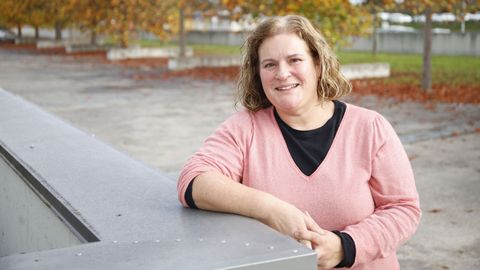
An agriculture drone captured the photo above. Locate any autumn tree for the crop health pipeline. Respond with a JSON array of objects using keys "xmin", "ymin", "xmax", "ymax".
[
  {"xmin": 0, "ymin": 0, "xmax": 28, "ymax": 37},
  {"xmin": 176, "ymin": 0, "xmax": 217, "ymax": 57},
  {"xmin": 361, "ymin": 0, "xmax": 396, "ymax": 55},
  {"xmin": 25, "ymin": 0, "xmax": 50, "ymax": 39},
  {"xmin": 401, "ymin": 0, "xmax": 465, "ymax": 92},
  {"xmin": 104, "ymin": 0, "xmax": 179, "ymax": 48},
  {"xmin": 43, "ymin": 0, "xmax": 75, "ymax": 40},
  {"xmin": 220, "ymin": 0, "xmax": 370, "ymax": 47},
  {"xmin": 451, "ymin": 0, "xmax": 480, "ymax": 33},
  {"xmin": 142, "ymin": 0, "xmax": 179, "ymax": 47},
  {"xmin": 68, "ymin": 0, "xmax": 111, "ymax": 45}
]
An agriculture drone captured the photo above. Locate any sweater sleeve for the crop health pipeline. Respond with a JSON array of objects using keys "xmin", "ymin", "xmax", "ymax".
[
  {"xmin": 177, "ymin": 110, "xmax": 253, "ymax": 207},
  {"xmin": 343, "ymin": 114, "xmax": 421, "ymax": 267}
]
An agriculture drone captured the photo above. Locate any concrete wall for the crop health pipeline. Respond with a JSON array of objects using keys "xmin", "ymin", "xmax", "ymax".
[
  {"xmin": 186, "ymin": 31, "xmax": 480, "ymax": 56},
  {"xmin": 187, "ymin": 30, "xmax": 249, "ymax": 46},
  {"xmin": 0, "ymin": 157, "xmax": 82, "ymax": 257},
  {"xmin": 344, "ymin": 32, "xmax": 480, "ymax": 56}
]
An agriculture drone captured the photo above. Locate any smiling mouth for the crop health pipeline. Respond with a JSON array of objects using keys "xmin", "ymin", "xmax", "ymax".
[{"xmin": 275, "ymin": 83, "xmax": 300, "ymax": 91}]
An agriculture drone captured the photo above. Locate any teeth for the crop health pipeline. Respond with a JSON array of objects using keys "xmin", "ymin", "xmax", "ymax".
[{"xmin": 276, "ymin": 84, "xmax": 298, "ymax": 90}]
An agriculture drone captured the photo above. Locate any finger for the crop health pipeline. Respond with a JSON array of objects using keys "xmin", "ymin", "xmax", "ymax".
[
  {"xmin": 304, "ymin": 211, "xmax": 326, "ymax": 235},
  {"xmin": 294, "ymin": 230, "xmax": 322, "ymax": 244},
  {"xmin": 299, "ymin": 239, "xmax": 312, "ymax": 249}
]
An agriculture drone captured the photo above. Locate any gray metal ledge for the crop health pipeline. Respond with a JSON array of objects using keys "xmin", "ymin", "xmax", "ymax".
[{"xmin": 0, "ymin": 88, "xmax": 316, "ymax": 269}]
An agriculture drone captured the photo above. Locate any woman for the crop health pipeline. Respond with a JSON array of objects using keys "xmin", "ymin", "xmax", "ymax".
[{"xmin": 177, "ymin": 15, "xmax": 421, "ymax": 269}]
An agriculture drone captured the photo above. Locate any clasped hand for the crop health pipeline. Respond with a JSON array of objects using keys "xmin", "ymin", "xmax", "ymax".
[
  {"xmin": 262, "ymin": 201, "xmax": 343, "ymax": 270},
  {"xmin": 294, "ymin": 212, "xmax": 344, "ymax": 270}
]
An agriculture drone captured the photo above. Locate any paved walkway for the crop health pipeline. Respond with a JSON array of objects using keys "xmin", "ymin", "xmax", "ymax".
[{"xmin": 1, "ymin": 48, "xmax": 479, "ymax": 269}]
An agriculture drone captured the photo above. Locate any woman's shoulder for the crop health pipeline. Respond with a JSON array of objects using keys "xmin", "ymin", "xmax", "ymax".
[
  {"xmin": 223, "ymin": 107, "xmax": 273, "ymax": 125},
  {"xmin": 343, "ymin": 102, "xmax": 398, "ymax": 139},
  {"xmin": 344, "ymin": 102, "xmax": 385, "ymax": 122}
]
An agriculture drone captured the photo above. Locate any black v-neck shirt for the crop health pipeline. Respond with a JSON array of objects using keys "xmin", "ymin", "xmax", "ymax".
[{"xmin": 274, "ymin": 100, "xmax": 346, "ymax": 176}]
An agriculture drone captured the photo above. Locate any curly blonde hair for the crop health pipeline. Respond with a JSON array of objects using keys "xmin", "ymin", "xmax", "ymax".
[{"xmin": 236, "ymin": 15, "xmax": 351, "ymax": 112}]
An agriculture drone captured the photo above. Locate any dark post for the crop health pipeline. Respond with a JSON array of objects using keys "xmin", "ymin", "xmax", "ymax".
[
  {"xmin": 422, "ymin": 6, "xmax": 432, "ymax": 92},
  {"xmin": 179, "ymin": 8, "xmax": 185, "ymax": 58}
]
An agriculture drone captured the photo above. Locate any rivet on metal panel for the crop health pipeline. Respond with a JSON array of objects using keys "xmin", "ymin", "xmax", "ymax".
[
  {"xmin": 198, "ymin": 238, "xmax": 204, "ymax": 242},
  {"xmin": 220, "ymin": 239, "xmax": 227, "ymax": 244},
  {"xmin": 112, "ymin": 240, "xmax": 118, "ymax": 244},
  {"xmin": 76, "ymin": 253, "xmax": 83, "ymax": 256},
  {"xmin": 29, "ymin": 145, "xmax": 35, "ymax": 149},
  {"xmin": 133, "ymin": 241, "xmax": 139, "ymax": 244},
  {"xmin": 175, "ymin": 238, "xmax": 182, "ymax": 242},
  {"xmin": 244, "ymin": 242, "xmax": 250, "ymax": 246},
  {"xmin": 268, "ymin": 246, "xmax": 275, "ymax": 250},
  {"xmin": 155, "ymin": 240, "xmax": 160, "ymax": 243}
]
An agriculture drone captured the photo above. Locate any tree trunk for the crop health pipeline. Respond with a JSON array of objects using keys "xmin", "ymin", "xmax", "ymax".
[
  {"xmin": 460, "ymin": 0, "xmax": 466, "ymax": 34},
  {"xmin": 121, "ymin": 29, "xmax": 128, "ymax": 48},
  {"xmin": 422, "ymin": 7, "xmax": 432, "ymax": 92},
  {"xmin": 91, "ymin": 30, "xmax": 97, "ymax": 45},
  {"xmin": 55, "ymin": 21, "xmax": 62, "ymax": 40},
  {"xmin": 120, "ymin": 0, "xmax": 128, "ymax": 48},
  {"xmin": 17, "ymin": 24, "xmax": 22, "ymax": 37},
  {"xmin": 179, "ymin": 8, "xmax": 186, "ymax": 58},
  {"xmin": 91, "ymin": 18, "xmax": 98, "ymax": 45},
  {"xmin": 372, "ymin": 14, "xmax": 378, "ymax": 56},
  {"xmin": 34, "ymin": 26, "xmax": 40, "ymax": 39}
]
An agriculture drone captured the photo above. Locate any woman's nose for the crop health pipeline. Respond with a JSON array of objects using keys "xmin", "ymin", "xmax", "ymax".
[{"xmin": 275, "ymin": 63, "xmax": 291, "ymax": 80}]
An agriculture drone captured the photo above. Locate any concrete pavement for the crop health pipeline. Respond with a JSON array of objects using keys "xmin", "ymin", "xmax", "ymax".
[{"xmin": 1, "ymin": 48, "xmax": 479, "ymax": 269}]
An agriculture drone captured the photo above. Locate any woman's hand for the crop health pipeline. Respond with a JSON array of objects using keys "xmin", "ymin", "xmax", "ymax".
[
  {"xmin": 257, "ymin": 198, "xmax": 315, "ymax": 248},
  {"xmin": 294, "ymin": 212, "xmax": 344, "ymax": 270}
]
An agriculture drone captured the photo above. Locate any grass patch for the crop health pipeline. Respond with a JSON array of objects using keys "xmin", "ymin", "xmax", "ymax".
[
  {"xmin": 134, "ymin": 39, "xmax": 176, "ymax": 47},
  {"xmin": 190, "ymin": 44, "xmax": 241, "ymax": 56},
  {"xmin": 337, "ymin": 51, "xmax": 480, "ymax": 86}
]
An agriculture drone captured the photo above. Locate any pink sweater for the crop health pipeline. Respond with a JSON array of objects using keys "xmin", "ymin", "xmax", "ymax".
[{"xmin": 177, "ymin": 103, "xmax": 421, "ymax": 269}]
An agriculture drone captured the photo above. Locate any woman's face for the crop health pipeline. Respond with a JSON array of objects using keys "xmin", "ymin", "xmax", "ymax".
[{"xmin": 258, "ymin": 33, "xmax": 320, "ymax": 116}]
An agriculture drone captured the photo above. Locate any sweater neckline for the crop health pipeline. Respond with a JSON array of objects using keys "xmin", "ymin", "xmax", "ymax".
[{"xmin": 269, "ymin": 102, "xmax": 350, "ymax": 180}]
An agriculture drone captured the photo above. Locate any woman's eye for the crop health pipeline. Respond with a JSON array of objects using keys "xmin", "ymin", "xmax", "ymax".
[
  {"xmin": 264, "ymin": 63, "xmax": 275, "ymax": 68},
  {"xmin": 291, "ymin": 58, "xmax": 302, "ymax": 63}
]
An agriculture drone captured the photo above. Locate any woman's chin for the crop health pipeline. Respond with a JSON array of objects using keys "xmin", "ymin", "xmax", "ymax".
[{"xmin": 274, "ymin": 102, "xmax": 302, "ymax": 114}]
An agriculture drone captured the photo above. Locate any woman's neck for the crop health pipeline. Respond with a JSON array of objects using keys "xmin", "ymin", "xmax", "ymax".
[{"xmin": 276, "ymin": 100, "xmax": 334, "ymax": 131}]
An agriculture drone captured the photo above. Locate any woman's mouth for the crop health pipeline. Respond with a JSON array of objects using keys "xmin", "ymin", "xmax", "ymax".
[{"xmin": 275, "ymin": 83, "xmax": 300, "ymax": 91}]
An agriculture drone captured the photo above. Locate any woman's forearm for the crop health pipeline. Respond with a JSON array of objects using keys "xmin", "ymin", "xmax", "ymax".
[
  {"xmin": 192, "ymin": 171, "xmax": 314, "ymax": 240},
  {"xmin": 192, "ymin": 171, "xmax": 277, "ymax": 223}
]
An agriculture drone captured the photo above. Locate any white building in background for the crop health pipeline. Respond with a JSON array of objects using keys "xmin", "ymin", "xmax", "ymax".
[
  {"xmin": 191, "ymin": 14, "xmax": 257, "ymax": 32},
  {"xmin": 378, "ymin": 12, "xmax": 413, "ymax": 23},
  {"xmin": 379, "ymin": 11, "xmax": 480, "ymax": 23},
  {"xmin": 377, "ymin": 12, "xmax": 480, "ymax": 34},
  {"xmin": 465, "ymin": 13, "xmax": 480, "ymax": 21},
  {"xmin": 414, "ymin": 13, "xmax": 456, "ymax": 23}
]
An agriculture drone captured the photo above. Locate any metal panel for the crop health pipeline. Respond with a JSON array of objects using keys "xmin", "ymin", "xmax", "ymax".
[
  {"xmin": 0, "ymin": 88, "xmax": 316, "ymax": 269},
  {"xmin": 0, "ymin": 239, "xmax": 316, "ymax": 270},
  {"xmin": 0, "ymin": 156, "xmax": 82, "ymax": 257}
]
